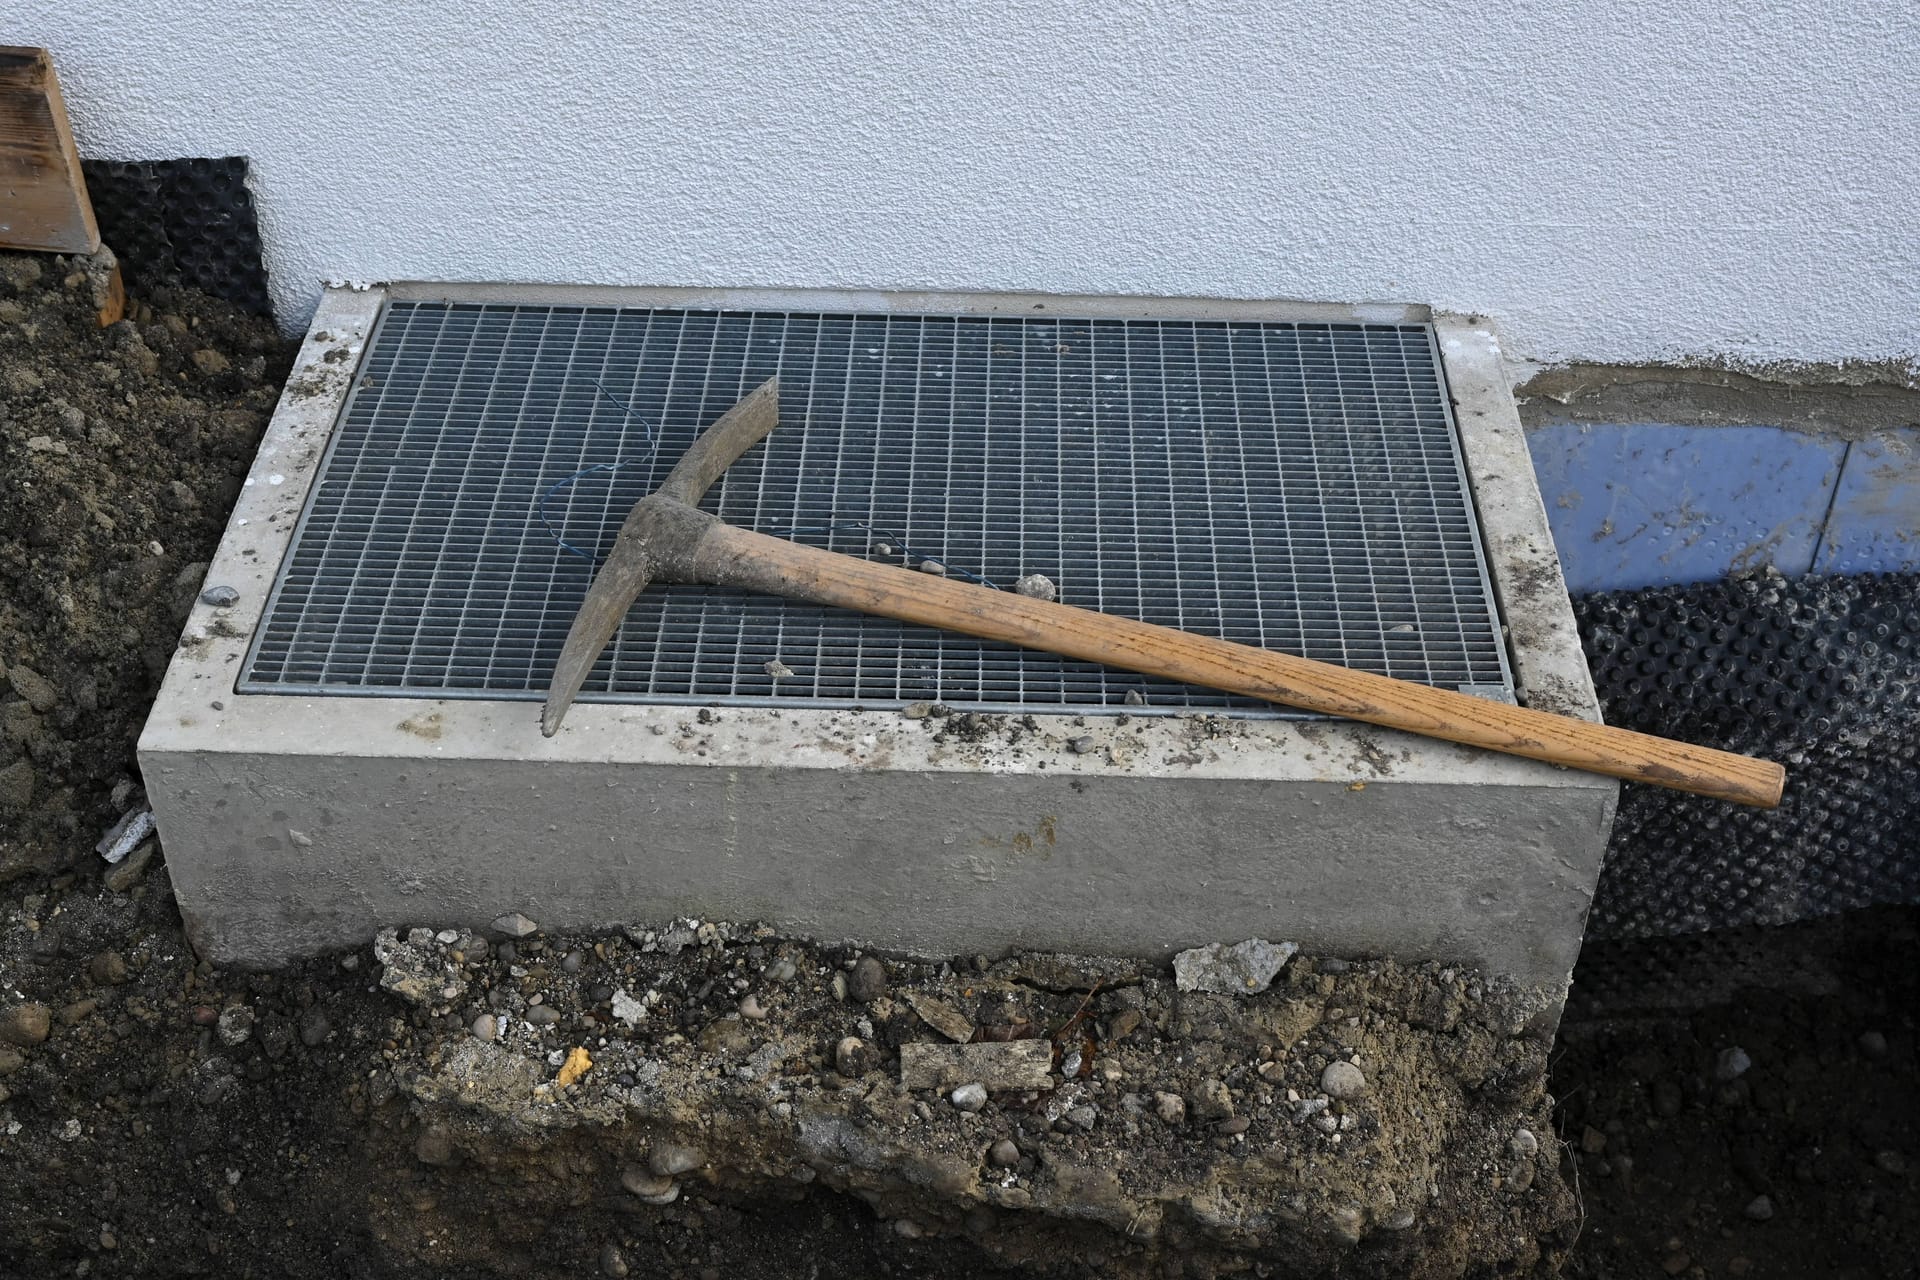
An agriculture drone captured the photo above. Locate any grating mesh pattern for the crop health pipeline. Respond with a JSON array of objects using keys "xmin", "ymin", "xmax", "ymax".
[{"xmin": 242, "ymin": 301, "xmax": 1511, "ymax": 715}]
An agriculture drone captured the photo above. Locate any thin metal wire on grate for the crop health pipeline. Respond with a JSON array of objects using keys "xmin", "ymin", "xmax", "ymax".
[{"xmin": 242, "ymin": 302, "xmax": 1512, "ymax": 715}]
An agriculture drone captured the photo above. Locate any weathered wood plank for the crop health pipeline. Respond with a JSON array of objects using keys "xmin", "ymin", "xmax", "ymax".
[{"xmin": 0, "ymin": 46, "xmax": 100, "ymax": 254}]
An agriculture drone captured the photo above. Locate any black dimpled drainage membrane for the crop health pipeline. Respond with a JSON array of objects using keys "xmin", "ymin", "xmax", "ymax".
[
  {"xmin": 1580, "ymin": 572, "xmax": 1920, "ymax": 939},
  {"xmin": 81, "ymin": 157, "xmax": 273, "ymax": 318}
]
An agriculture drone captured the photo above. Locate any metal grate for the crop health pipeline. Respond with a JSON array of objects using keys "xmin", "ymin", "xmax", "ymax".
[{"xmin": 241, "ymin": 301, "xmax": 1512, "ymax": 715}]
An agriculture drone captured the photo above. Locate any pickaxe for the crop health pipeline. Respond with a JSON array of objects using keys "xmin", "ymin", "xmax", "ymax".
[{"xmin": 541, "ymin": 378, "xmax": 1785, "ymax": 808}]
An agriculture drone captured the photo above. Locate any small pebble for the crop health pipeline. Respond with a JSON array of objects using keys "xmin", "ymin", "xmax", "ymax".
[
  {"xmin": 847, "ymin": 955, "xmax": 888, "ymax": 1004},
  {"xmin": 1744, "ymin": 1194, "xmax": 1774, "ymax": 1221},
  {"xmin": 1320, "ymin": 1060, "xmax": 1366, "ymax": 1100},
  {"xmin": 471, "ymin": 1014, "xmax": 499, "ymax": 1041},
  {"xmin": 414, "ymin": 1127, "xmax": 455, "ymax": 1166},
  {"xmin": 949, "ymin": 1082, "xmax": 987, "ymax": 1112},
  {"xmin": 1154, "ymin": 1092, "xmax": 1186, "ymax": 1125},
  {"xmin": 298, "ymin": 1007, "xmax": 332, "ymax": 1048},
  {"xmin": 491, "ymin": 912, "xmax": 540, "ymax": 939},
  {"xmin": 918, "ymin": 560, "xmax": 946, "ymax": 576},
  {"xmin": 1858, "ymin": 1030, "xmax": 1889, "ymax": 1060},
  {"xmin": 1124, "ymin": 689, "xmax": 1146, "ymax": 706},
  {"xmin": 1218, "ymin": 1116, "xmax": 1250, "ymax": 1136},
  {"xmin": 0, "ymin": 1004, "xmax": 52, "ymax": 1046},
  {"xmin": 1715, "ymin": 1046, "xmax": 1752, "ymax": 1081},
  {"xmin": 1662, "ymin": 1252, "xmax": 1692, "ymax": 1276},
  {"xmin": 621, "ymin": 1167, "xmax": 680, "ymax": 1204},
  {"xmin": 738, "ymin": 994, "xmax": 768, "ymax": 1020},
  {"xmin": 1875, "ymin": 1150, "xmax": 1907, "ymax": 1176},
  {"xmin": 835, "ymin": 1036, "xmax": 871, "ymax": 1076},
  {"xmin": 1510, "ymin": 1127, "xmax": 1540, "ymax": 1158},
  {"xmin": 89, "ymin": 951, "xmax": 129, "ymax": 986},
  {"xmin": 525, "ymin": 1005, "xmax": 561, "ymax": 1027},
  {"xmin": 990, "ymin": 1139, "xmax": 1021, "ymax": 1168},
  {"xmin": 1066, "ymin": 1105, "xmax": 1097, "ymax": 1130},
  {"xmin": 215, "ymin": 1006, "xmax": 255, "ymax": 1047},
  {"xmin": 763, "ymin": 659, "xmax": 794, "ymax": 679},
  {"xmin": 600, "ymin": 1241, "xmax": 629, "ymax": 1277},
  {"xmin": 648, "ymin": 1142, "xmax": 703, "ymax": 1177},
  {"xmin": 1067, "ymin": 735, "xmax": 1096, "ymax": 754},
  {"xmin": 1014, "ymin": 573, "xmax": 1057, "ymax": 602},
  {"xmin": 199, "ymin": 585, "xmax": 240, "ymax": 607}
]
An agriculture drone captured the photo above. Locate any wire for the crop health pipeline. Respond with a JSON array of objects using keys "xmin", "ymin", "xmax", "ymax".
[
  {"xmin": 538, "ymin": 387, "xmax": 998, "ymax": 588},
  {"xmin": 537, "ymin": 380, "xmax": 660, "ymax": 565}
]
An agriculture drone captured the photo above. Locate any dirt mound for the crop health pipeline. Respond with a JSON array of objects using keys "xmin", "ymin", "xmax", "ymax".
[{"xmin": 0, "ymin": 247, "xmax": 291, "ymax": 883}]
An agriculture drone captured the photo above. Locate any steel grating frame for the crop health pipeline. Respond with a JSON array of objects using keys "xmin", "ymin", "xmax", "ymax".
[{"xmin": 239, "ymin": 300, "xmax": 1515, "ymax": 716}]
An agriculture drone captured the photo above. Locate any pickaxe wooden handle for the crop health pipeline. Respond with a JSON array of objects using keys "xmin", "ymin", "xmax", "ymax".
[{"xmin": 543, "ymin": 378, "xmax": 1785, "ymax": 809}]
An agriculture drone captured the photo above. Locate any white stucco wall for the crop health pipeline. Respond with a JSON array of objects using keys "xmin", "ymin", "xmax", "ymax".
[{"xmin": 20, "ymin": 2, "xmax": 1920, "ymax": 366}]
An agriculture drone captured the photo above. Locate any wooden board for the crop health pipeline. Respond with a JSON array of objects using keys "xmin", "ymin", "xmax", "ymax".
[{"xmin": 0, "ymin": 46, "xmax": 99, "ymax": 254}]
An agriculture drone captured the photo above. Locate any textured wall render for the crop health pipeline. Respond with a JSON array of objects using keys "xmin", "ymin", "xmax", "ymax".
[{"xmin": 19, "ymin": 2, "xmax": 1920, "ymax": 364}]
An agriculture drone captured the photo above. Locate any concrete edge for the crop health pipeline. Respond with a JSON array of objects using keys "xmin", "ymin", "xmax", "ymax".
[
  {"xmin": 137, "ymin": 285, "xmax": 386, "ymax": 759},
  {"xmin": 385, "ymin": 279, "xmax": 1432, "ymax": 327},
  {"xmin": 1434, "ymin": 315, "xmax": 1608, "ymax": 728}
]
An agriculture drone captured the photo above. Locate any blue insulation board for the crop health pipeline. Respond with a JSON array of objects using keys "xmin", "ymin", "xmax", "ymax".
[
  {"xmin": 1525, "ymin": 423, "xmax": 1917, "ymax": 593},
  {"xmin": 1818, "ymin": 429, "xmax": 1920, "ymax": 575}
]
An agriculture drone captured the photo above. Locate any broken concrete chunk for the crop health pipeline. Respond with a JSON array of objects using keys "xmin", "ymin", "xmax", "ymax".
[
  {"xmin": 490, "ymin": 912, "xmax": 539, "ymax": 939},
  {"xmin": 1172, "ymin": 939, "xmax": 1298, "ymax": 995},
  {"xmin": 610, "ymin": 989, "xmax": 647, "ymax": 1026},
  {"xmin": 904, "ymin": 991, "xmax": 975, "ymax": 1043},
  {"xmin": 373, "ymin": 927, "xmax": 468, "ymax": 1007},
  {"xmin": 96, "ymin": 807, "xmax": 155, "ymax": 863},
  {"xmin": 899, "ymin": 1039, "xmax": 1053, "ymax": 1092}
]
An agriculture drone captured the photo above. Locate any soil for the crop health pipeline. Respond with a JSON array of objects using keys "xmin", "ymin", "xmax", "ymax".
[
  {"xmin": 0, "ymin": 247, "xmax": 291, "ymax": 884},
  {"xmin": 2, "ymin": 249, "xmax": 1916, "ymax": 1279}
]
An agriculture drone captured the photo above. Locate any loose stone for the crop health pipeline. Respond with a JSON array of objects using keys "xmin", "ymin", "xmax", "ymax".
[
  {"xmin": 1320, "ymin": 1060, "xmax": 1367, "ymax": 1100},
  {"xmin": 900, "ymin": 1041, "xmax": 1053, "ymax": 1092},
  {"xmin": 216, "ymin": 1006, "xmax": 255, "ymax": 1046},
  {"xmin": 949, "ymin": 1082, "xmax": 987, "ymax": 1112},
  {"xmin": 848, "ymin": 955, "xmax": 888, "ymax": 1004},
  {"xmin": 491, "ymin": 912, "xmax": 539, "ymax": 939},
  {"xmin": 648, "ymin": 1142, "xmax": 704, "ymax": 1177},
  {"xmin": 0, "ymin": 1003, "xmax": 51, "ymax": 1046}
]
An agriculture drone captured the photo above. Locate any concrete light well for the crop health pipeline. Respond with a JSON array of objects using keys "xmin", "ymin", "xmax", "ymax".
[{"xmin": 139, "ymin": 284, "xmax": 1616, "ymax": 997}]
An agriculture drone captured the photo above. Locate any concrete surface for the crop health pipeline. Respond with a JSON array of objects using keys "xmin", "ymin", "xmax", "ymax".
[
  {"xmin": 140, "ymin": 287, "xmax": 1616, "ymax": 996},
  {"xmin": 18, "ymin": 3, "xmax": 1919, "ymax": 368}
]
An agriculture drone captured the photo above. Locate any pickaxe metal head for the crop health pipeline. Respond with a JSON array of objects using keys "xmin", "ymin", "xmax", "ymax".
[{"xmin": 540, "ymin": 377, "xmax": 780, "ymax": 736}]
